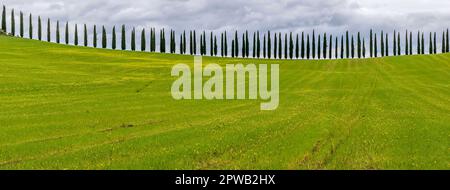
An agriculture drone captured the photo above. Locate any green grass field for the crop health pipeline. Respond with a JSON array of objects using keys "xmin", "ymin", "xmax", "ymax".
[{"xmin": 0, "ymin": 35, "xmax": 449, "ymax": 170}]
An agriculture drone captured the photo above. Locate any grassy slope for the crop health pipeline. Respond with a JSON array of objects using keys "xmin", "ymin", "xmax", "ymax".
[{"xmin": 0, "ymin": 36, "xmax": 449, "ymax": 170}]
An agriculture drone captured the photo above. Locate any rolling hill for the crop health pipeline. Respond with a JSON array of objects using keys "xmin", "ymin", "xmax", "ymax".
[{"xmin": 0, "ymin": 35, "xmax": 449, "ymax": 169}]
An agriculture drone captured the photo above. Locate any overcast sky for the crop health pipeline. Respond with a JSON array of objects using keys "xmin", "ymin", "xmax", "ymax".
[{"xmin": 2, "ymin": 0, "xmax": 450, "ymax": 49}]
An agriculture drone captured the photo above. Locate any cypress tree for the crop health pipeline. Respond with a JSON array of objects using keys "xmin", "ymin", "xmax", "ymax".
[
  {"xmin": 278, "ymin": 33, "xmax": 282, "ymax": 59},
  {"xmin": 373, "ymin": 34, "xmax": 377, "ymax": 57},
  {"xmin": 351, "ymin": 35, "xmax": 354, "ymax": 58},
  {"xmin": 1, "ymin": 5, "xmax": 6, "ymax": 32},
  {"xmin": 183, "ymin": 31, "xmax": 187, "ymax": 54},
  {"xmin": 417, "ymin": 31, "xmax": 420, "ymax": 54},
  {"xmin": 442, "ymin": 31, "xmax": 445, "ymax": 53},
  {"xmin": 56, "ymin": 21, "xmax": 59, "ymax": 43},
  {"xmin": 268, "ymin": 31, "xmax": 271, "ymax": 59},
  {"xmin": 394, "ymin": 30, "xmax": 397, "ymax": 56},
  {"xmin": 93, "ymin": 25, "xmax": 97, "ymax": 48},
  {"xmin": 112, "ymin": 26, "xmax": 116, "ymax": 49},
  {"xmin": 224, "ymin": 31, "xmax": 228, "ymax": 57},
  {"xmin": 357, "ymin": 32, "xmax": 361, "ymax": 58},
  {"xmin": 274, "ymin": 33, "xmax": 277, "ymax": 59},
  {"xmin": 295, "ymin": 34, "xmax": 299, "ymax": 59},
  {"xmin": 446, "ymin": 29, "xmax": 449, "ymax": 53},
  {"xmin": 246, "ymin": 30, "xmax": 250, "ymax": 57},
  {"xmin": 214, "ymin": 35, "xmax": 218, "ymax": 56},
  {"xmin": 29, "ymin": 14, "xmax": 33, "ymax": 39},
  {"xmin": 323, "ymin": 33, "xmax": 327, "ymax": 59},
  {"xmin": 257, "ymin": 31, "xmax": 260, "ymax": 58},
  {"xmin": 160, "ymin": 29, "xmax": 164, "ymax": 53},
  {"xmin": 317, "ymin": 34, "xmax": 321, "ymax": 59},
  {"xmin": 253, "ymin": 32, "xmax": 256, "ymax": 58},
  {"xmin": 312, "ymin": 30, "xmax": 316, "ymax": 59},
  {"xmin": 233, "ymin": 31, "xmax": 238, "ymax": 57},
  {"xmin": 385, "ymin": 33, "xmax": 389, "ymax": 56},
  {"xmin": 131, "ymin": 27, "xmax": 135, "ymax": 51},
  {"xmin": 421, "ymin": 32, "xmax": 425, "ymax": 54},
  {"xmin": 284, "ymin": 33, "xmax": 288, "ymax": 59},
  {"xmin": 362, "ymin": 38, "xmax": 366, "ymax": 58},
  {"xmin": 397, "ymin": 32, "xmax": 401, "ymax": 55},
  {"xmin": 346, "ymin": 31, "xmax": 349, "ymax": 58},
  {"xmin": 101, "ymin": 26, "xmax": 107, "ymax": 49},
  {"xmin": 380, "ymin": 31, "xmax": 384, "ymax": 57},
  {"xmin": 301, "ymin": 32, "xmax": 305, "ymax": 59},
  {"xmin": 38, "ymin": 16, "xmax": 42, "ymax": 40},
  {"xmin": 180, "ymin": 34, "xmax": 183, "ymax": 54},
  {"xmin": 289, "ymin": 32, "xmax": 293, "ymax": 59},
  {"xmin": 74, "ymin": 24, "xmax": 78, "ymax": 46},
  {"xmin": 189, "ymin": 31, "xmax": 193, "ymax": 55},
  {"xmin": 46, "ymin": 18, "xmax": 50, "ymax": 42},
  {"xmin": 231, "ymin": 39, "xmax": 235, "ymax": 58},
  {"xmin": 434, "ymin": 32, "xmax": 437, "ymax": 54},
  {"xmin": 210, "ymin": 32, "xmax": 213, "ymax": 56},
  {"xmin": 335, "ymin": 36, "xmax": 338, "ymax": 59},
  {"xmin": 20, "ymin": 12, "xmax": 23, "ymax": 38},
  {"xmin": 370, "ymin": 29, "xmax": 373, "ymax": 57},
  {"xmin": 262, "ymin": 34, "xmax": 266, "ymax": 58},
  {"xmin": 65, "ymin": 21, "xmax": 69, "ymax": 44},
  {"xmin": 121, "ymin": 25, "xmax": 126, "ymax": 50},
  {"xmin": 11, "ymin": 9, "xmax": 15, "ymax": 36},
  {"xmin": 193, "ymin": 30, "xmax": 197, "ymax": 55},
  {"xmin": 242, "ymin": 33, "xmax": 245, "ymax": 57},
  {"xmin": 409, "ymin": 32, "xmax": 413, "ymax": 55},
  {"xmin": 429, "ymin": 32, "xmax": 432, "ymax": 54},
  {"xmin": 405, "ymin": 30, "xmax": 408, "ymax": 55},
  {"xmin": 340, "ymin": 35, "xmax": 344, "ymax": 59},
  {"xmin": 329, "ymin": 34, "xmax": 332, "ymax": 59},
  {"xmin": 306, "ymin": 34, "xmax": 310, "ymax": 59},
  {"xmin": 84, "ymin": 24, "xmax": 88, "ymax": 47},
  {"xmin": 221, "ymin": 33, "xmax": 224, "ymax": 57}
]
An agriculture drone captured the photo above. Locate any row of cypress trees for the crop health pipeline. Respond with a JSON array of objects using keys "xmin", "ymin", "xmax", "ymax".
[{"xmin": 2, "ymin": 5, "xmax": 450, "ymax": 59}]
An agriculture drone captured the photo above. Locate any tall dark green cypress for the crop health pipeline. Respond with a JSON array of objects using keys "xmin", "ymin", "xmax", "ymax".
[
  {"xmin": 357, "ymin": 32, "xmax": 361, "ymax": 58},
  {"xmin": 284, "ymin": 33, "xmax": 288, "ymax": 59},
  {"xmin": 446, "ymin": 29, "xmax": 449, "ymax": 53},
  {"xmin": 369, "ymin": 29, "xmax": 373, "ymax": 57},
  {"xmin": 242, "ymin": 33, "xmax": 245, "ymax": 58},
  {"xmin": 329, "ymin": 34, "xmax": 332, "ymax": 59},
  {"xmin": 335, "ymin": 36, "xmax": 338, "ymax": 59},
  {"xmin": 417, "ymin": 31, "xmax": 420, "ymax": 54},
  {"xmin": 257, "ymin": 31, "xmax": 260, "ymax": 58},
  {"xmin": 434, "ymin": 32, "xmax": 437, "ymax": 54},
  {"xmin": 84, "ymin": 24, "xmax": 88, "ymax": 47},
  {"xmin": 11, "ymin": 9, "xmax": 15, "ymax": 36},
  {"xmin": 193, "ymin": 30, "xmax": 197, "ymax": 55},
  {"xmin": 224, "ymin": 31, "xmax": 227, "ymax": 57},
  {"xmin": 231, "ymin": 39, "xmax": 235, "ymax": 58},
  {"xmin": 46, "ymin": 18, "xmax": 50, "ymax": 42},
  {"xmin": 380, "ymin": 31, "xmax": 384, "ymax": 57},
  {"xmin": 20, "ymin": 11, "xmax": 23, "ymax": 37},
  {"xmin": 234, "ymin": 31, "xmax": 238, "ymax": 57},
  {"xmin": 112, "ymin": 26, "xmax": 116, "ymax": 50},
  {"xmin": 351, "ymin": 35, "xmax": 354, "ymax": 58},
  {"xmin": 183, "ymin": 31, "xmax": 187, "ymax": 54},
  {"xmin": 93, "ymin": 25, "xmax": 97, "ymax": 48},
  {"xmin": 421, "ymin": 32, "xmax": 425, "ymax": 54},
  {"xmin": 1, "ymin": 5, "xmax": 6, "ymax": 32},
  {"xmin": 102, "ymin": 26, "xmax": 107, "ymax": 49},
  {"xmin": 55, "ymin": 20, "xmax": 59, "ymax": 43},
  {"xmin": 221, "ymin": 33, "xmax": 224, "ymax": 57},
  {"xmin": 278, "ymin": 33, "xmax": 282, "ymax": 59},
  {"xmin": 409, "ymin": 32, "xmax": 412, "ymax": 55},
  {"xmin": 189, "ymin": 31, "xmax": 193, "ymax": 55},
  {"xmin": 121, "ymin": 25, "xmax": 126, "ymax": 50},
  {"xmin": 211, "ymin": 32, "xmax": 214, "ymax": 56},
  {"xmin": 214, "ymin": 35, "xmax": 218, "ymax": 56},
  {"xmin": 131, "ymin": 27, "xmax": 135, "ymax": 51},
  {"xmin": 268, "ymin": 31, "xmax": 271, "ymax": 59},
  {"xmin": 262, "ymin": 34, "xmax": 265, "ymax": 58},
  {"xmin": 312, "ymin": 30, "xmax": 316, "ymax": 59},
  {"xmin": 252, "ymin": 32, "xmax": 256, "ymax": 58},
  {"xmin": 362, "ymin": 38, "xmax": 366, "ymax": 58},
  {"xmin": 38, "ymin": 16, "xmax": 42, "ymax": 40},
  {"xmin": 289, "ymin": 32, "xmax": 293, "ymax": 59},
  {"xmin": 306, "ymin": 34, "xmax": 310, "ymax": 59},
  {"xmin": 373, "ymin": 34, "xmax": 377, "ymax": 57},
  {"xmin": 274, "ymin": 33, "xmax": 277, "ymax": 59},
  {"xmin": 346, "ymin": 31, "xmax": 349, "ymax": 58},
  {"xmin": 405, "ymin": 30, "xmax": 408, "ymax": 55},
  {"xmin": 323, "ymin": 33, "xmax": 327, "ymax": 59},
  {"xmin": 397, "ymin": 32, "xmax": 401, "ymax": 55},
  {"xmin": 295, "ymin": 33, "xmax": 299, "ymax": 59},
  {"xmin": 442, "ymin": 31, "xmax": 445, "ymax": 53},
  {"xmin": 29, "ymin": 14, "xmax": 33, "ymax": 39},
  {"xmin": 385, "ymin": 33, "xmax": 389, "ymax": 56},
  {"xmin": 301, "ymin": 32, "xmax": 305, "ymax": 59},
  {"xmin": 340, "ymin": 35, "xmax": 344, "ymax": 59},
  {"xmin": 317, "ymin": 34, "xmax": 321, "ymax": 59},
  {"xmin": 141, "ymin": 28, "xmax": 146, "ymax": 51},
  {"xmin": 246, "ymin": 30, "xmax": 249, "ymax": 57},
  {"xmin": 64, "ymin": 21, "xmax": 69, "ymax": 44},
  {"xmin": 429, "ymin": 32, "xmax": 432, "ymax": 54},
  {"xmin": 74, "ymin": 24, "xmax": 78, "ymax": 46}
]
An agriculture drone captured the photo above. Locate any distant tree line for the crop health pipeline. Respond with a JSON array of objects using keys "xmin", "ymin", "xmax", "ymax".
[{"xmin": 2, "ymin": 5, "xmax": 450, "ymax": 59}]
